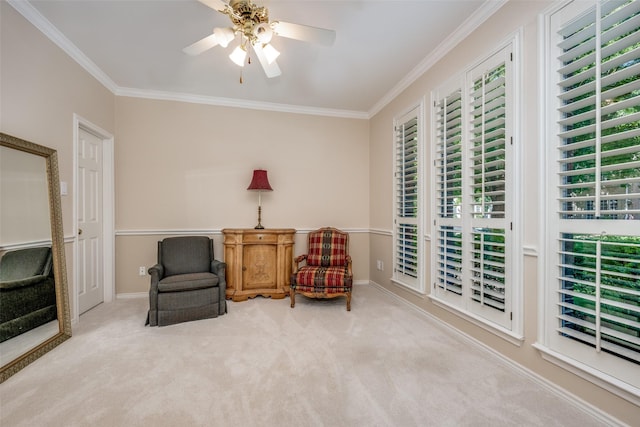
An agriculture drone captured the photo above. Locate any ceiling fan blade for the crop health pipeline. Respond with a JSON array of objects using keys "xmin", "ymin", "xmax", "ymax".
[
  {"xmin": 183, "ymin": 33, "xmax": 219, "ymax": 56},
  {"xmin": 253, "ymin": 43, "xmax": 282, "ymax": 78},
  {"xmin": 197, "ymin": 0, "xmax": 228, "ymax": 13},
  {"xmin": 272, "ymin": 21, "xmax": 336, "ymax": 46}
]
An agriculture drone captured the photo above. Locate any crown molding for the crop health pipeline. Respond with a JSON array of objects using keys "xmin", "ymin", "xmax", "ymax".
[
  {"xmin": 115, "ymin": 87, "xmax": 369, "ymax": 119},
  {"xmin": 368, "ymin": 0, "xmax": 509, "ymax": 118}
]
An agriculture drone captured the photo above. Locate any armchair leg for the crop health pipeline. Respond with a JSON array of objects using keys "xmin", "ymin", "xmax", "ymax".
[
  {"xmin": 290, "ymin": 288, "xmax": 296, "ymax": 308},
  {"xmin": 346, "ymin": 293, "xmax": 351, "ymax": 311}
]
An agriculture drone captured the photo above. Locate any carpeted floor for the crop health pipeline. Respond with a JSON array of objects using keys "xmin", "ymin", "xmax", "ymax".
[{"xmin": 1, "ymin": 285, "xmax": 608, "ymax": 426}]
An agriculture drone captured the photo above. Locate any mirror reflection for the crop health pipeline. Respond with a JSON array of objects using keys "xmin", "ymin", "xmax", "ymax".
[{"xmin": 0, "ymin": 133, "xmax": 71, "ymax": 382}]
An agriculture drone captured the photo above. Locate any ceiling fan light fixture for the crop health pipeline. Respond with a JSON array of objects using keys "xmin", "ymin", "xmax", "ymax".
[
  {"xmin": 214, "ymin": 27, "xmax": 235, "ymax": 48},
  {"xmin": 229, "ymin": 45, "xmax": 247, "ymax": 66},
  {"xmin": 262, "ymin": 43, "xmax": 280, "ymax": 64},
  {"xmin": 253, "ymin": 23, "xmax": 273, "ymax": 44}
]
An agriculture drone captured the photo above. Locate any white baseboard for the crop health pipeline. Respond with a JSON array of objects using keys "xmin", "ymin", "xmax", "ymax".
[
  {"xmin": 117, "ymin": 281, "xmax": 369, "ymax": 300},
  {"xmin": 116, "ymin": 292, "xmax": 147, "ymax": 299}
]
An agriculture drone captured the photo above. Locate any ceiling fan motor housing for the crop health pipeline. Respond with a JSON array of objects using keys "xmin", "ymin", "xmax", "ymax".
[{"xmin": 228, "ymin": 0, "xmax": 269, "ymax": 42}]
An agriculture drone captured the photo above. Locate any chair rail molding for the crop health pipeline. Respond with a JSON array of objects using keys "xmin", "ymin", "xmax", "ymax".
[{"xmin": 115, "ymin": 228, "xmax": 373, "ymax": 236}]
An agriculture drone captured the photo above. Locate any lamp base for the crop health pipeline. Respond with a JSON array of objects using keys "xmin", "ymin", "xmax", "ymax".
[{"xmin": 254, "ymin": 205, "xmax": 265, "ymax": 230}]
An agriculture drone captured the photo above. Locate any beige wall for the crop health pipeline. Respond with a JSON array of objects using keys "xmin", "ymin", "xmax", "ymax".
[
  {"xmin": 1, "ymin": 3, "xmax": 116, "ymax": 319},
  {"xmin": 114, "ymin": 96, "xmax": 370, "ymax": 293},
  {"xmin": 369, "ymin": 1, "xmax": 636, "ymax": 423}
]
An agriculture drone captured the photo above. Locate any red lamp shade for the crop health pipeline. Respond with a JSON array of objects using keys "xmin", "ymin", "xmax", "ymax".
[{"xmin": 247, "ymin": 169, "xmax": 273, "ymax": 191}]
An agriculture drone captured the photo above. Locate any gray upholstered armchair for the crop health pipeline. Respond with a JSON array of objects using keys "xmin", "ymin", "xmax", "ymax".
[
  {"xmin": 0, "ymin": 247, "xmax": 57, "ymax": 342},
  {"xmin": 146, "ymin": 236, "xmax": 226, "ymax": 326}
]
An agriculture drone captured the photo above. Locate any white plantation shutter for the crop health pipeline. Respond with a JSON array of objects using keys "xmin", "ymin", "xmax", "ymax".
[
  {"xmin": 558, "ymin": 234, "xmax": 640, "ymax": 364},
  {"xmin": 469, "ymin": 63, "xmax": 507, "ymax": 220},
  {"xmin": 394, "ymin": 108, "xmax": 421, "ymax": 289},
  {"xmin": 435, "ymin": 88, "xmax": 464, "ymax": 297},
  {"xmin": 436, "ymin": 89, "xmax": 464, "ymax": 219},
  {"xmin": 436, "ymin": 226, "xmax": 463, "ymax": 295},
  {"xmin": 468, "ymin": 55, "xmax": 511, "ymax": 324},
  {"xmin": 431, "ymin": 43, "xmax": 514, "ymax": 330},
  {"xmin": 557, "ymin": 0, "xmax": 640, "ymax": 220},
  {"xmin": 545, "ymin": 0, "xmax": 640, "ymax": 388},
  {"xmin": 470, "ymin": 228, "xmax": 506, "ymax": 312}
]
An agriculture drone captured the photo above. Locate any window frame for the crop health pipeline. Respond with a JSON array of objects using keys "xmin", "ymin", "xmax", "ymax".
[
  {"xmin": 429, "ymin": 35, "xmax": 523, "ymax": 340},
  {"xmin": 392, "ymin": 104, "xmax": 426, "ymax": 294},
  {"xmin": 538, "ymin": 0, "xmax": 640, "ymax": 404}
]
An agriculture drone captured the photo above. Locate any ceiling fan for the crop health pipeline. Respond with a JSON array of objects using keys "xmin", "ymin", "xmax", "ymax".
[{"xmin": 183, "ymin": 0, "xmax": 336, "ymax": 81}]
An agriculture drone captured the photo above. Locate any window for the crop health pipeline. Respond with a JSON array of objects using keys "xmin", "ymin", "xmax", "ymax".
[
  {"xmin": 432, "ymin": 43, "xmax": 516, "ymax": 331},
  {"xmin": 394, "ymin": 107, "xmax": 423, "ymax": 292},
  {"xmin": 435, "ymin": 84, "xmax": 464, "ymax": 299},
  {"xmin": 543, "ymin": 0, "xmax": 640, "ymax": 393}
]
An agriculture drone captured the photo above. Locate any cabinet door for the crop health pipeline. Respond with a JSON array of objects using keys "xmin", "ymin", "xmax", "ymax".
[{"xmin": 242, "ymin": 244, "xmax": 276, "ymax": 290}]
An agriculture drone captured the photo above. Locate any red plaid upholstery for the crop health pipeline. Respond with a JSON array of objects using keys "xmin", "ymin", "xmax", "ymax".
[
  {"xmin": 293, "ymin": 266, "xmax": 352, "ymax": 292},
  {"xmin": 290, "ymin": 227, "xmax": 353, "ymax": 311},
  {"xmin": 306, "ymin": 229, "xmax": 348, "ymax": 267}
]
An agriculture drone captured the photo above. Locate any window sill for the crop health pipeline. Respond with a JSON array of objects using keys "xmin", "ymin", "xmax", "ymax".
[
  {"xmin": 390, "ymin": 278, "xmax": 427, "ymax": 298},
  {"xmin": 532, "ymin": 343, "xmax": 640, "ymax": 406},
  {"xmin": 428, "ymin": 296, "xmax": 525, "ymax": 347}
]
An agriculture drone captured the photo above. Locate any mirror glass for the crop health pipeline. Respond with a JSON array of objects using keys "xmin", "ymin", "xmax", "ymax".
[{"xmin": 0, "ymin": 132, "xmax": 71, "ymax": 382}]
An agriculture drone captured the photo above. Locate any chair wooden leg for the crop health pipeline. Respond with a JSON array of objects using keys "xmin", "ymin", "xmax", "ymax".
[
  {"xmin": 346, "ymin": 292, "xmax": 351, "ymax": 311},
  {"xmin": 290, "ymin": 288, "xmax": 295, "ymax": 308}
]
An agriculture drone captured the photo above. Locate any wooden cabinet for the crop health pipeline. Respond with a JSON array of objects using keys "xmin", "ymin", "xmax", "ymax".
[{"xmin": 222, "ymin": 228, "xmax": 295, "ymax": 302}]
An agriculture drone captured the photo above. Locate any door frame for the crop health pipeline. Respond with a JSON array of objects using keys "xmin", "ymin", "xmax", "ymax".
[{"xmin": 72, "ymin": 114, "xmax": 114, "ymax": 322}]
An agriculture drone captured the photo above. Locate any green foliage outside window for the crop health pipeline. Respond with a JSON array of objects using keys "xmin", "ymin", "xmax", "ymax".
[{"xmin": 560, "ymin": 234, "xmax": 640, "ymax": 363}]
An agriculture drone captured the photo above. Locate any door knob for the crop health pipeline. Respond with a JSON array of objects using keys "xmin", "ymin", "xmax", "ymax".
[{"xmin": 78, "ymin": 228, "xmax": 83, "ymax": 235}]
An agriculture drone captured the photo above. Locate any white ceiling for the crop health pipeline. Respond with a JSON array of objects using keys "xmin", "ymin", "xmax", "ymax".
[{"xmin": 14, "ymin": 0, "xmax": 503, "ymax": 117}]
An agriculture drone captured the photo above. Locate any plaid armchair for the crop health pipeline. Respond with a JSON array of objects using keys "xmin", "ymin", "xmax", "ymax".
[
  {"xmin": 146, "ymin": 236, "xmax": 226, "ymax": 326},
  {"xmin": 290, "ymin": 227, "xmax": 353, "ymax": 311}
]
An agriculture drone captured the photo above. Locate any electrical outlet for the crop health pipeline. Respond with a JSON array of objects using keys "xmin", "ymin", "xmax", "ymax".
[
  {"xmin": 376, "ymin": 260, "xmax": 384, "ymax": 271},
  {"xmin": 139, "ymin": 266, "xmax": 146, "ymax": 276}
]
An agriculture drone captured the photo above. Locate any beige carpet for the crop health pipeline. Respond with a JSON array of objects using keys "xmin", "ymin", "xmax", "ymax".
[{"xmin": 1, "ymin": 285, "xmax": 608, "ymax": 426}]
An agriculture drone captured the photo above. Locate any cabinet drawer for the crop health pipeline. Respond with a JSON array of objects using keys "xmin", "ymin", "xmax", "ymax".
[{"xmin": 242, "ymin": 233, "xmax": 278, "ymax": 244}]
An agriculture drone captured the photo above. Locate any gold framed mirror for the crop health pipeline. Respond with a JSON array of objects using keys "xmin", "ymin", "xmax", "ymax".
[{"xmin": 0, "ymin": 132, "xmax": 71, "ymax": 382}]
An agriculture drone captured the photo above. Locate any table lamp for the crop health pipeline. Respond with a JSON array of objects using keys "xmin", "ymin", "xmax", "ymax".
[{"xmin": 247, "ymin": 169, "xmax": 273, "ymax": 229}]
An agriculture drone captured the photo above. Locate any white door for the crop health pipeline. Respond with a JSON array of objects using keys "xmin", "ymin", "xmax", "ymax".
[{"xmin": 78, "ymin": 128, "xmax": 103, "ymax": 314}]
